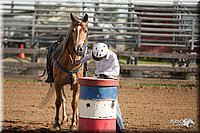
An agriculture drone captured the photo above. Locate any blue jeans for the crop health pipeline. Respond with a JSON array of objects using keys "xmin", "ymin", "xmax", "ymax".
[{"xmin": 116, "ymin": 101, "xmax": 125, "ymax": 131}]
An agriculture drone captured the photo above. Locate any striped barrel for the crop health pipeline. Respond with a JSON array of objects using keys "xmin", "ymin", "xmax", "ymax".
[{"xmin": 78, "ymin": 77, "xmax": 120, "ymax": 133}]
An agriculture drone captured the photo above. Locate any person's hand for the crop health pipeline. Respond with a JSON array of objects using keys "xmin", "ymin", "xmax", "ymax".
[
  {"xmin": 99, "ymin": 74, "xmax": 118, "ymax": 79},
  {"xmin": 99, "ymin": 74, "xmax": 110, "ymax": 79}
]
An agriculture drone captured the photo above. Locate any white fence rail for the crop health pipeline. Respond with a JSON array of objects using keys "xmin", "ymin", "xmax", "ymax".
[{"xmin": 2, "ymin": 0, "xmax": 199, "ymax": 50}]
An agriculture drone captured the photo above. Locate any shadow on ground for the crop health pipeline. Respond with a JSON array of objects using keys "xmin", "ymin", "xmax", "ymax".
[{"xmin": 2, "ymin": 126, "xmax": 77, "ymax": 133}]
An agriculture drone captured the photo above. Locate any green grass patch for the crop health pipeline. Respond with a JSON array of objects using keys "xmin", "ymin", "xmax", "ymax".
[
  {"xmin": 3, "ymin": 77, "xmax": 195, "ymax": 88},
  {"xmin": 119, "ymin": 56, "xmax": 171, "ymax": 65},
  {"xmin": 120, "ymin": 80, "xmax": 195, "ymax": 88}
]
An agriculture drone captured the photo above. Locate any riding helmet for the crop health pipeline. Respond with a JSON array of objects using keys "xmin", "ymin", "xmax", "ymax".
[{"xmin": 92, "ymin": 43, "xmax": 108, "ymax": 61}]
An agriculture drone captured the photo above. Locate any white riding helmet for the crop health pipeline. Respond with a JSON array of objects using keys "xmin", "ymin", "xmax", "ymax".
[{"xmin": 92, "ymin": 43, "xmax": 108, "ymax": 61}]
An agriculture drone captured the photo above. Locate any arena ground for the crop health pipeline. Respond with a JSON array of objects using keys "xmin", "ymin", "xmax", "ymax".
[{"xmin": 2, "ymin": 77, "xmax": 199, "ymax": 132}]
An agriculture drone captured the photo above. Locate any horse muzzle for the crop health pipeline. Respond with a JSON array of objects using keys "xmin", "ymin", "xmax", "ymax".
[{"xmin": 74, "ymin": 45, "xmax": 85, "ymax": 56}]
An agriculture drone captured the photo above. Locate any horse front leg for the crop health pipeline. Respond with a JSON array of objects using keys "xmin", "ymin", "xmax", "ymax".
[
  {"xmin": 61, "ymin": 86, "xmax": 68, "ymax": 125},
  {"xmin": 70, "ymin": 83, "xmax": 80, "ymax": 129},
  {"xmin": 53, "ymin": 83, "xmax": 62, "ymax": 130}
]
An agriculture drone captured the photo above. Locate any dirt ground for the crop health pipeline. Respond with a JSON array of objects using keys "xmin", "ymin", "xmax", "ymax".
[{"xmin": 2, "ymin": 77, "xmax": 199, "ymax": 132}]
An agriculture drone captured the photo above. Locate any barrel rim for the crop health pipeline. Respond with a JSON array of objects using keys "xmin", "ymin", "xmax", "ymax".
[{"xmin": 78, "ymin": 77, "xmax": 120, "ymax": 86}]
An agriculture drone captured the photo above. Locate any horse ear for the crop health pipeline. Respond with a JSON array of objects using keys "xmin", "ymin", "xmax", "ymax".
[
  {"xmin": 82, "ymin": 13, "xmax": 88, "ymax": 23},
  {"xmin": 70, "ymin": 13, "xmax": 77, "ymax": 22}
]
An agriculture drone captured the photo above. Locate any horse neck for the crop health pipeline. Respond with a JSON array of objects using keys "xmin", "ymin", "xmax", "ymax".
[{"xmin": 58, "ymin": 37, "xmax": 81, "ymax": 70}]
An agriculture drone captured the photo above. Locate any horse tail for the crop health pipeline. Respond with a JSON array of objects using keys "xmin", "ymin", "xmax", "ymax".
[
  {"xmin": 38, "ymin": 68, "xmax": 46, "ymax": 77},
  {"xmin": 38, "ymin": 85, "xmax": 55, "ymax": 108}
]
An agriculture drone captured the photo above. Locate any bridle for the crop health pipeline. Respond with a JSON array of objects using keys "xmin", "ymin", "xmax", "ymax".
[
  {"xmin": 55, "ymin": 60, "xmax": 84, "ymax": 75},
  {"xmin": 55, "ymin": 39, "xmax": 86, "ymax": 76},
  {"xmin": 55, "ymin": 25, "xmax": 88, "ymax": 76}
]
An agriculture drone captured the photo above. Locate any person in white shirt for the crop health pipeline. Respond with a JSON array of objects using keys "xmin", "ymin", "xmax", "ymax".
[
  {"xmin": 74, "ymin": 43, "xmax": 125, "ymax": 132},
  {"xmin": 77, "ymin": 43, "xmax": 120, "ymax": 79}
]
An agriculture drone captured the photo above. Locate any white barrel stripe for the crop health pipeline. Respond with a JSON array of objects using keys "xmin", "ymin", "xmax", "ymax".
[{"xmin": 79, "ymin": 100, "xmax": 116, "ymax": 119}]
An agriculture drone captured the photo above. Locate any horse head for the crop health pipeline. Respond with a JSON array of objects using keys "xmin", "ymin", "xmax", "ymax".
[{"xmin": 70, "ymin": 13, "xmax": 88, "ymax": 56}]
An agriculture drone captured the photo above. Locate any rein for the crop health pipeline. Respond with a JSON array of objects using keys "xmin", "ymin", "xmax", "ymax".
[{"xmin": 55, "ymin": 61, "xmax": 84, "ymax": 75}]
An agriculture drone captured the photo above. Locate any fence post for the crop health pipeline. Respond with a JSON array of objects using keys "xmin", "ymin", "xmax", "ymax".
[
  {"xmin": 138, "ymin": 15, "xmax": 141, "ymax": 48},
  {"xmin": 191, "ymin": 18, "xmax": 195, "ymax": 50}
]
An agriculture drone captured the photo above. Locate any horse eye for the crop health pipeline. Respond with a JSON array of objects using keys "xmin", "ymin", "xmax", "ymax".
[
  {"xmin": 72, "ymin": 29, "xmax": 75, "ymax": 32},
  {"xmin": 85, "ymin": 30, "xmax": 88, "ymax": 33}
]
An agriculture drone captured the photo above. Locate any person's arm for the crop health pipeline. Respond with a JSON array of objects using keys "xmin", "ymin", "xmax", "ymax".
[{"xmin": 73, "ymin": 52, "xmax": 92, "ymax": 66}]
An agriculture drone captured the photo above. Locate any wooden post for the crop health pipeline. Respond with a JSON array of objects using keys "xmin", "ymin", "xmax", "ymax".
[
  {"xmin": 31, "ymin": 1, "xmax": 38, "ymax": 63},
  {"xmin": 138, "ymin": 15, "xmax": 141, "ymax": 48},
  {"xmin": 191, "ymin": 18, "xmax": 195, "ymax": 50}
]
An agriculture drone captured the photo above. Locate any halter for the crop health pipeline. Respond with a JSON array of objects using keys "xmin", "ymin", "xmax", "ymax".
[
  {"xmin": 55, "ymin": 43, "xmax": 86, "ymax": 76},
  {"xmin": 53, "ymin": 15, "xmax": 88, "ymax": 77},
  {"xmin": 54, "ymin": 39, "xmax": 87, "ymax": 76},
  {"xmin": 55, "ymin": 61, "xmax": 84, "ymax": 75}
]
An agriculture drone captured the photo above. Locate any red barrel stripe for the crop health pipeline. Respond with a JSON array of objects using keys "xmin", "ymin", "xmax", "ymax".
[{"xmin": 79, "ymin": 117, "xmax": 116, "ymax": 133}]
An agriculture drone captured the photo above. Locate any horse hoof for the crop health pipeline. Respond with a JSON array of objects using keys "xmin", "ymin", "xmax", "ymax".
[
  {"xmin": 53, "ymin": 123, "xmax": 61, "ymax": 130},
  {"xmin": 70, "ymin": 125, "xmax": 78, "ymax": 131},
  {"xmin": 61, "ymin": 120, "xmax": 68, "ymax": 126},
  {"xmin": 54, "ymin": 126, "xmax": 61, "ymax": 130},
  {"xmin": 61, "ymin": 117, "xmax": 68, "ymax": 126}
]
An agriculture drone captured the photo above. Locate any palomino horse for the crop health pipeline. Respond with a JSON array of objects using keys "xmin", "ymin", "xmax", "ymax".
[{"xmin": 39, "ymin": 13, "xmax": 88, "ymax": 130}]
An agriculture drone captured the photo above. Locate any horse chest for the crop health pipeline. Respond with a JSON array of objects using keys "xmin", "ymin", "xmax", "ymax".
[{"xmin": 60, "ymin": 73, "xmax": 78, "ymax": 85}]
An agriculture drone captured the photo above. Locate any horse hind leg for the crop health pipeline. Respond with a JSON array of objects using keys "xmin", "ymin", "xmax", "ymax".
[{"xmin": 61, "ymin": 86, "xmax": 68, "ymax": 125}]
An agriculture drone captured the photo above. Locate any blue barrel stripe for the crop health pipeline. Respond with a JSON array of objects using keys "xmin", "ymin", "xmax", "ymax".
[{"xmin": 80, "ymin": 86, "xmax": 117, "ymax": 100}]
